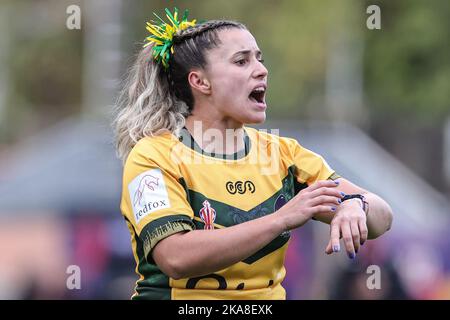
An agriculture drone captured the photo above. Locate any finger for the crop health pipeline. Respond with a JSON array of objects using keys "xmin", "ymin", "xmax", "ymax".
[
  {"xmin": 308, "ymin": 195, "xmax": 342, "ymax": 207},
  {"xmin": 310, "ymin": 205, "xmax": 336, "ymax": 215},
  {"xmin": 329, "ymin": 221, "xmax": 341, "ymax": 254},
  {"xmin": 325, "ymin": 240, "xmax": 331, "ymax": 254},
  {"xmin": 359, "ymin": 219, "xmax": 368, "ymax": 245},
  {"xmin": 341, "ymin": 223, "xmax": 355, "ymax": 259},
  {"xmin": 321, "ymin": 202, "xmax": 340, "ymax": 209},
  {"xmin": 305, "ymin": 180, "xmax": 340, "ymax": 192},
  {"xmin": 351, "ymin": 221, "xmax": 360, "ymax": 253},
  {"xmin": 309, "ymin": 187, "xmax": 345, "ymax": 200}
]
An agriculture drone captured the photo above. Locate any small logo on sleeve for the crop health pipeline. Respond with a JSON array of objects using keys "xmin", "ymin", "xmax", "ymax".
[{"xmin": 128, "ymin": 169, "xmax": 170, "ymax": 224}]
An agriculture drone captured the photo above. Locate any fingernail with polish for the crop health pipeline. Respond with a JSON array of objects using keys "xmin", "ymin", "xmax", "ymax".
[
  {"xmin": 338, "ymin": 199, "xmax": 342, "ymax": 203},
  {"xmin": 333, "ymin": 245, "xmax": 340, "ymax": 252},
  {"xmin": 340, "ymin": 192, "xmax": 346, "ymax": 197},
  {"xmin": 349, "ymin": 253, "xmax": 356, "ymax": 259},
  {"xmin": 334, "ymin": 181, "xmax": 339, "ymax": 185},
  {"xmin": 331, "ymin": 207, "xmax": 336, "ymax": 211}
]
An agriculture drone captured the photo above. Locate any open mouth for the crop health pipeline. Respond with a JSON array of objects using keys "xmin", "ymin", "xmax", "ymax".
[{"xmin": 249, "ymin": 87, "xmax": 266, "ymax": 104}]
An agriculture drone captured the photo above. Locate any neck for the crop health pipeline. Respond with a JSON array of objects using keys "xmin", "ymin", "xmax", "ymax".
[{"xmin": 185, "ymin": 114, "xmax": 246, "ymax": 155}]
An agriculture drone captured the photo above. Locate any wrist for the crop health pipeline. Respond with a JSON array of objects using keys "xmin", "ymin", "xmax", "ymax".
[
  {"xmin": 341, "ymin": 198, "xmax": 363, "ymax": 209},
  {"xmin": 267, "ymin": 210, "xmax": 288, "ymax": 234},
  {"xmin": 340, "ymin": 194, "xmax": 369, "ymax": 215}
]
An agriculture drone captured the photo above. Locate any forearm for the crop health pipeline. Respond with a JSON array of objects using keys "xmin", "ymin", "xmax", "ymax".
[
  {"xmin": 313, "ymin": 192, "xmax": 393, "ymax": 239},
  {"xmin": 153, "ymin": 213, "xmax": 285, "ymax": 279},
  {"xmin": 364, "ymin": 192, "xmax": 393, "ymax": 239}
]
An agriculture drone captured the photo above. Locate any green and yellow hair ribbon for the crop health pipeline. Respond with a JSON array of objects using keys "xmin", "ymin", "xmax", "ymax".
[{"xmin": 144, "ymin": 8, "xmax": 197, "ymax": 69}]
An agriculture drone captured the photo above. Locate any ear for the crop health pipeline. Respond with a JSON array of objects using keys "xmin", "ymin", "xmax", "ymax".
[{"xmin": 188, "ymin": 69, "xmax": 211, "ymax": 95}]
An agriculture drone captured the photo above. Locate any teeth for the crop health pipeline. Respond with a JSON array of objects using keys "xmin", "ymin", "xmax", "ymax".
[{"xmin": 253, "ymin": 88, "xmax": 265, "ymax": 92}]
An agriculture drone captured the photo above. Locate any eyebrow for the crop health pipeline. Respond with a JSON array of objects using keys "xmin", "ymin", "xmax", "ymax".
[{"xmin": 231, "ymin": 49, "xmax": 263, "ymax": 58}]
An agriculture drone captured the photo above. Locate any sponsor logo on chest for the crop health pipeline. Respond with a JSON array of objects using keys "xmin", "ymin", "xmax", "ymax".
[{"xmin": 225, "ymin": 180, "xmax": 256, "ymax": 194}]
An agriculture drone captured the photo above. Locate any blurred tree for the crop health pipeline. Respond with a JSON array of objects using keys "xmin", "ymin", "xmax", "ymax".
[
  {"xmin": 363, "ymin": 0, "xmax": 450, "ymax": 190},
  {"xmin": 10, "ymin": 34, "xmax": 82, "ymax": 110},
  {"xmin": 2, "ymin": 0, "xmax": 82, "ymax": 143},
  {"xmin": 364, "ymin": 0, "xmax": 450, "ymax": 124}
]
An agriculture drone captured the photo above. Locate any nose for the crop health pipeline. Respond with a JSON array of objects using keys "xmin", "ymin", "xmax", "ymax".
[{"xmin": 253, "ymin": 59, "xmax": 268, "ymax": 79}]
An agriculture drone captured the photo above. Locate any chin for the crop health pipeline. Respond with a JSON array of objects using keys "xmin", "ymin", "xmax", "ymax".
[{"xmin": 243, "ymin": 113, "xmax": 266, "ymax": 125}]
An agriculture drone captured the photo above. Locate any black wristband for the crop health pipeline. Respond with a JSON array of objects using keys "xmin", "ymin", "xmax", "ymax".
[{"xmin": 341, "ymin": 194, "xmax": 368, "ymax": 215}]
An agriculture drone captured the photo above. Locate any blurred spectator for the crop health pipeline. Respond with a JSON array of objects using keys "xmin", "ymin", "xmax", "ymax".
[{"xmin": 330, "ymin": 242, "xmax": 410, "ymax": 299}]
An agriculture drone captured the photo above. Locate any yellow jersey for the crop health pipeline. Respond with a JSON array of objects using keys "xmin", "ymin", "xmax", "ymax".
[{"xmin": 120, "ymin": 126, "xmax": 338, "ymax": 299}]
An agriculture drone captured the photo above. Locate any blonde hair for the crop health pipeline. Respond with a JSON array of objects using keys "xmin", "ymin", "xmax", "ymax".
[{"xmin": 113, "ymin": 20, "xmax": 246, "ymax": 162}]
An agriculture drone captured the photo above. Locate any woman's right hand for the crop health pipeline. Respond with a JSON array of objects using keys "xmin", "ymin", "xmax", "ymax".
[{"xmin": 275, "ymin": 180, "xmax": 343, "ymax": 231}]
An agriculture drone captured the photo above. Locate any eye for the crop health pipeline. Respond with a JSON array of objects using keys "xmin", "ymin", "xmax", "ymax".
[
  {"xmin": 235, "ymin": 59, "xmax": 247, "ymax": 66},
  {"xmin": 258, "ymin": 59, "xmax": 265, "ymax": 64}
]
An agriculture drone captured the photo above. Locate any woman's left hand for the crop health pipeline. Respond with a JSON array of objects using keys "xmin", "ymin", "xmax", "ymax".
[{"xmin": 324, "ymin": 199, "xmax": 368, "ymax": 259}]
